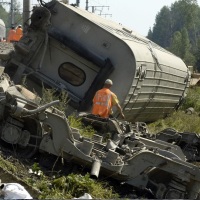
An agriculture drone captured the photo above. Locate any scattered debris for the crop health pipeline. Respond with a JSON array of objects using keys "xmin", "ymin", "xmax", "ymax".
[
  {"xmin": 0, "ymin": 183, "xmax": 32, "ymax": 199},
  {"xmin": 74, "ymin": 193, "xmax": 92, "ymax": 199},
  {"xmin": 185, "ymin": 107, "xmax": 195, "ymax": 114},
  {"xmin": 0, "ymin": 69, "xmax": 199, "ymax": 198}
]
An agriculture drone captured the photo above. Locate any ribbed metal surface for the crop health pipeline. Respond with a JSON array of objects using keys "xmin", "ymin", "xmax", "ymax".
[
  {"xmin": 31, "ymin": 2, "xmax": 190, "ymax": 123},
  {"xmin": 123, "ymin": 63, "xmax": 189, "ymax": 122},
  {"xmin": 63, "ymin": 3, "xmax": 190, "ymax": 122},
  {"xmin": 121, "ymin": 38, "xmax": 190, "ymax": 122}
]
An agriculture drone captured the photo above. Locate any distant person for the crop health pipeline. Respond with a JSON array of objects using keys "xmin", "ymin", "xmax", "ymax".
[
  {"xmin": 92, "ymin": 79, "xmax": 125, "ymax": 119},
  {"xmin": 15, "ymin": 25, "xmax": 23, "ymax": 41},
  {"xmin": 7, "ymin": 26, "xmax": 17, "ymax": 43}
]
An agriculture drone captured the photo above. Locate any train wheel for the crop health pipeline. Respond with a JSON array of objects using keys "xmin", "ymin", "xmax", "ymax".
[{"xmin": 15, "ymin": 118, "xmax": 43, "ymax": 158}]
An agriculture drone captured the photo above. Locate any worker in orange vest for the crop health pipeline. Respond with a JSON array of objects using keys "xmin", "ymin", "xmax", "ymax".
[
  {"xmin": 92, "ymin": 79, "xmax": 125, "ymax": 119},
  {"xmin": 7, "ymin": 26, "xmax": 17, "ymax": 43},
  {"xmin": 15, "ymin": 25, "xmax": 23, "ymax": 41}
]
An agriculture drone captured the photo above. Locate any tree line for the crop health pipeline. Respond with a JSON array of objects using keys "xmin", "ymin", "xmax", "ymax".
[{"xmin": 147, "ymin": 0, "xmax": 200, "ymax": 71}]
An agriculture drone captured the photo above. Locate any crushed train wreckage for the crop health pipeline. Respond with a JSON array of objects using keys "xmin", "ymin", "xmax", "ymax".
[
  {"xmin": 0, "ymin": 69, "xmax": 199, "ymax": 199},
  {"xmin": 80, "ymin": 113, "xmax": 200, "ymax": 162},
  {"xmin": 78, "ymin": 113, "xmax": 200, "ymax": 198},
  {"xmin": 0, "ymin": 0, "xmax": 200, "ymax": 198},
  {"xmin": 150, "ymin": 128, "xmax": 200, "ymax": 162}
]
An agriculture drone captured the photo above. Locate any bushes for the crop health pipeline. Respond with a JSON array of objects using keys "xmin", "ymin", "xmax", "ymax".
[
  {"xmin": 35, "ymin": 173, "xmax": 118, "ymax": 199},
  {"xmin": 148, "ymin": 111, "xmax": 200, "ymax": 133},
  {"xmin": 51, "ymin": 173, "xmax": 118, "ymax": 199},
  {"xmin": 68, "ymin": 114, "xmax": 95, "ymax": 138},
  {"xmin": 148, "ymin": 86, "xmax": 200, "ymax": 133},
  {"xmin": 181, "ymin": 87, "xmax": 200, "ymax": 112}
]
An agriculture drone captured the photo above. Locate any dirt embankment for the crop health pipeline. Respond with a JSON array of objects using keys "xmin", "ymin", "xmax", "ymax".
[{"xmin": 0, "ymin": 149, "xmax": 40, "ymax": 199}]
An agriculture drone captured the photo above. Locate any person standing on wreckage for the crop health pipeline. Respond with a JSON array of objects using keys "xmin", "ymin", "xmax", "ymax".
[{"xmin": 92, "ymin": 79, "xmax": 125, "ymax": 119}]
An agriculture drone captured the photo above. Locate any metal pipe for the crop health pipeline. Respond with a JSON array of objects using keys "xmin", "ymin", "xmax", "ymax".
[
  {"xmin": 15, "ymin": 100, "xmax": 60, "ymax": 116},
  {"xmin": 90, "ymin": 159, "xmax": 101, "ymax": 179},
  {"xmin": 25, "ymin": 100, "xmax": 60, "ymax": 114}
]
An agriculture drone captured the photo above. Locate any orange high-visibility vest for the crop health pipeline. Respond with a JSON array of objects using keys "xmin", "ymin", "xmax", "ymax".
[
  {"xmin": 7, "ymin": 29, "xmax": 17, "ymax": 42},
  {"xmin": 92, "ymin": 88, "xmax": 112, "ymax": 118},
  {"xmin": 15, "ymin": 27, "xmax": 23, "ymax": 41}
]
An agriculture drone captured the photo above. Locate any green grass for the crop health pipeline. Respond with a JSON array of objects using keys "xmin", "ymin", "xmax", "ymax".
[
  {"xmin": 0, "ymin": 155, "xmax": 17, "ymax": 173},
  {"xmin": 51, "ymin": 173, "xmax": 118, "ymax": 199},
  {"xmin": 148, "ymin": 110, "xmax": 200, "ymax": 133},
  {"xmin": 40, "ymin": 87, "xmax": 69, "ymax": 112},
  {"xmin": 68, "ymin": 114, "xmax": 95, "ymax": 138},
  {"xmin": 148, "ymin": 86, "xmax": 200, "ymax": 134},
  {"xmin": 0, "ymin": 155, "xmax": 120, "ymax": 199},
  {"xmin": 181, "ymin": 86, "xmax": 200, "ymax": 112},
  {"xmin": 29, "ymin": 172, "xmax": 118, "ymax": 199}
]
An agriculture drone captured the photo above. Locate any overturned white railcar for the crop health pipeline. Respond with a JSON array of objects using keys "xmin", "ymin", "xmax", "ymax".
[{"xmin": 3, "ymin": 1, "xmax": 190, "ymax": 122}]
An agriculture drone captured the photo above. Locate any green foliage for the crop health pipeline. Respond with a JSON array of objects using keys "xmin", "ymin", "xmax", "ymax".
[
  {"xmin": 195, "ymin": 38, "xmax": 200, "ymax": 71},
  {"xmin": 68, "ymin": 114, "xmax": 95, "ymax": 138},
  {"xmin": 169, "ymin": 28, "xmax": 196, "ymax": 65},
  {"xmin": 148, "ymin": 0, "xmax": 200, "ymax": 68},
  {"xmin": 171, "ymin": 0, "xmax": 198, "ymax": 32},
  {"xmin": 149, "ymin": 6, "xmax": 172, "ymax": 47},
  {"xmin": 32, "ymin": 163, "xmax": 40, "ymax": 172},
  {"xmin": 181, "ymin": 28, "xmax": 196, "ymax": 65},
  {"xmin": 180, "ymin": 28, "xmax": 191, "ymax": 57},
  {"xmin": 29, "ymin": 173, "xmax": 118, "ymax": 199},
  {"xmin": 148, "ymin": 110, "xmax": 200, "ymax": 133},
  {"xmin": 0, "ymin": 155, "xmax": 16, "ymax": 173},
  {"xmin": 51, "ymin": 173, "xmax": 119, "ymax": 199},
  {"xmin": 40, "ymin": 86, "xmax": 69, "ymax": 112},
  {"xmin": 148, "ymin": 86, "xmax": 200, "ymax": 133},
  {"xmin": 181, "ymin": 86, "xmax": 200, "ymax": 111},
  {"xmin": 169, "ymin": 31, "xmax": 182, "ymax": 57},
  {"xmin": 0, "ymin": 156, "xmax": 120, "ymax": 199}
]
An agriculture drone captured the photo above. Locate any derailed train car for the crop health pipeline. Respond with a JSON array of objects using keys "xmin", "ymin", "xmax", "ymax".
[{"xmin": 0, "ymin": 0, "xmax": 190, "ymax": 123}]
